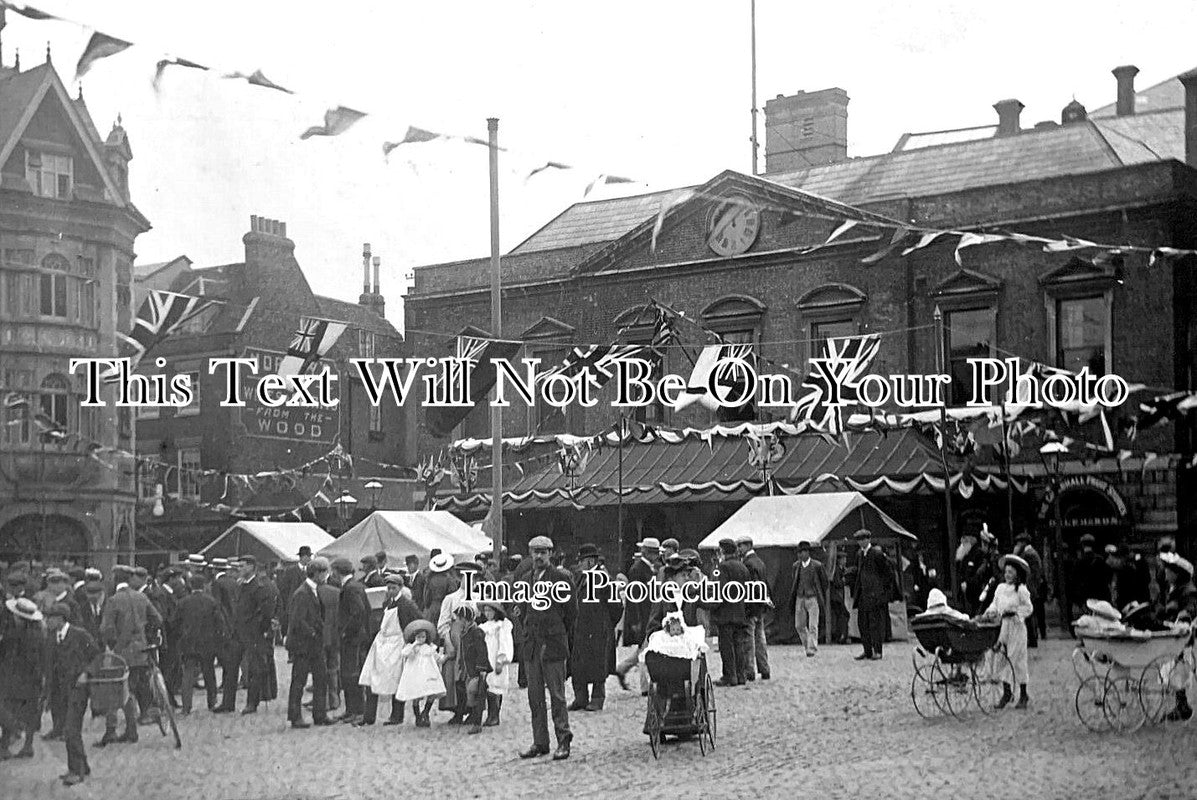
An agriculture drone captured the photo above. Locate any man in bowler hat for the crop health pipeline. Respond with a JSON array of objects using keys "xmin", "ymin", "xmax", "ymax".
[{"xmin": 852, "ymin": 529, "xmax": 898, "ymax": 661}]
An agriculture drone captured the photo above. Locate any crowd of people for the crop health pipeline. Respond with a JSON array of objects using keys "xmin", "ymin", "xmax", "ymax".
[{"xmin": 2, "ymin": 525, "xmax": 1194, "ymax": 787}]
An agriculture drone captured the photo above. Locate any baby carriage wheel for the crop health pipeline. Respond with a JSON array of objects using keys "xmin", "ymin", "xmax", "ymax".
[
  {"xmin": 1071, "ymin": 646, "xmax": 1094, "ymax": 682},
  {"xmin": 1075, "ymin": 675, "xmax": 1116, "ymax": 733},
  {"xmin": 702, "ymin": 672, "xmax": 717, "ymax": 749},
  {"xmin": 1139, "ymin": 656, "xmax": 1176, "ymax": 725},
  {"xmin": 646, "ymin": 685, "xmax": 664, "ymax": 760},
  {"xmin": 974, "ymin": 648, "xmax": 1015, "ymax": 714},
  {"xmin": 1105, "ymin": 675, "xmax": 1146, "ymax": 733},
  {"xmin": 911, "ymin": 659, "xmax": 944, "ymax": 719},
  {"xmin": 942, "ymin": 662, "xmax": 975, "ymax": 719}
]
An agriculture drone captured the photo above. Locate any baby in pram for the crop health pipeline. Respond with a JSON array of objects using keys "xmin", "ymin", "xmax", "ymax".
[{"xmin": 640, "ymin": 611, "xmax": 709, "ymax": 740}]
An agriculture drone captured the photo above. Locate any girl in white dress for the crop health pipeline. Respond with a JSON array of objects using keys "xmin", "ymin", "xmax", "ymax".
[
  {"xmin": 395, "ymin": 621, "xmax": 446, "ymax": 727},
  {"xmin": 479, "ymin": 602, "xmax": 514, "ymax": 727},
  {"xmin": 982, "ymin": 554, "xmax": 1034, "ymax": 709}
]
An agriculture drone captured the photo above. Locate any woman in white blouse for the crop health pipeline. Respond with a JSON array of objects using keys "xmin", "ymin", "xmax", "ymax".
[{"xmin": 982, "ymin": 554, "xmax": 1034, "ymax": 709}]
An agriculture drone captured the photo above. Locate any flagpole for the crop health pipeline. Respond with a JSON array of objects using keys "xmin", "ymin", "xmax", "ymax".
[
  {"xmin": 750, "ymin": 0, "xmax": 760, "ymax": 175},
  {"xmin": 617, "ymin": 415, "xmax": 625, "ymax": 565},
  {"xmin": 488, "ymin": 118, "xmax": 504, "ymax": 566},
  {"xmin": 1000, "ymin": 400, "xmax": 1015, "ymax": 548},
  {"xmin": 934, "ymin": 306, "xmax": 959, "ymax": 601}
]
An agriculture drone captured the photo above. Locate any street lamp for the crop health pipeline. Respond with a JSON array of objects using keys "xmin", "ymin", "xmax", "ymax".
[
  {"xmin": 364, "ymin": 479, "xmax": 383, "ymax": 509},
  {"xmin": 152, "ymin": 483, "xmax": 165, "ymax": 517},
  {"xmin": 334, "ymin": 490, "xmax": 358, "ymax": 524},
  {"xmin": 1039, "ymin": 441, "xmax": 1068, "ymax": 635}
]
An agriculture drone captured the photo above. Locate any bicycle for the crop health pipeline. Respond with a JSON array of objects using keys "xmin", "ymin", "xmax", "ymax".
[{"xmin": 142, "ymin": 642, "xmax": 182, "ymax": 749}]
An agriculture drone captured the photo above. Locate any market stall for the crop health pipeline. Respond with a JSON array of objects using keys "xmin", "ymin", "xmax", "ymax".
[
  {"xmin": 317, "ymin": 510, "xmax": 491, "ymax": 563},
  {"xmin": 200, "ymin": 521, "xmax": 335, "ymax": 563}
]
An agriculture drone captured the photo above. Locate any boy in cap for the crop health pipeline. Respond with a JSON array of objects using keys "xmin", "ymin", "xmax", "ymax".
[
  {"xmin": 791, "ymin": 542, "xmax": 829, "ymax": 657},
  {"xmin": 45, "ymin": 602, "xmax": 100, "ymax": 784}
]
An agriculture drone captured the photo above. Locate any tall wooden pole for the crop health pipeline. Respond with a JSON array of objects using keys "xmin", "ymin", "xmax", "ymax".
[
  {"xmin": 750, "ymin": 0, "xmax": 760, "ymax": 175},
  {"xmin": 617, "ymin": 416, "xmax": 625, "ymax": 566},
  {"xmin": 934, "ymin": 307, "xmax": 959, "ymax": 600},
  {"xmin": 488, "ymin": 118, "xmax": 503, "ymax": 565},
  {"xmin": 1000, "ymin": 400, "xmax": 1015, "ymax": 548}
]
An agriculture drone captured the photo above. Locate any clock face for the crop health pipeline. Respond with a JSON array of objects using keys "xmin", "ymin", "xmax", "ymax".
[{"xmin": 707, "ymin": 197, "xmax": 761, "ymax": 256}]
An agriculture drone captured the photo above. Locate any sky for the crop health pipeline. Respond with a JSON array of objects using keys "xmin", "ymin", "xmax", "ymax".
[{"xmin": 4, "ymin": 1, "xmax": 1196, "ymax": 333}]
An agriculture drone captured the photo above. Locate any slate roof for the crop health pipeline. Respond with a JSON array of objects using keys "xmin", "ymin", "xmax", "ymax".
[
  {"xmin": 412, "ymin": 243, "xmax": 606, "ymax": 295},
  {"xmin": 1091, "ymin": 68, "xmax": 1191, "ymax": 118},
  {"xmin": 315, "ymin": 294, "xmax": 401, "ymax": 339},
  {"xmin": 0, "ymin": 63, "xmax": 49, "ymax": 163}
]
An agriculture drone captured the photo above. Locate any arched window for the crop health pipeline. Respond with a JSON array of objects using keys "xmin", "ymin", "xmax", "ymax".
[
  {"xmin": 39, "ymin": 254, "xmax": 70, "ymax": 318},
  {"xmin": 700, "ymin": 295, "xmax": 765, "ymax": 423},
  {"xmin": 40, "ymin": 373, "xmax": 72, "ymax": 430}
]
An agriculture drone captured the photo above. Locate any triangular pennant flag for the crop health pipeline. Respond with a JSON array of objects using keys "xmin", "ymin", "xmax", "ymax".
[
  {"xmin": 861, "ymin": 226, "xmax": 911, "ymax": 265},
  {"xmin": 901, "ymin": 231, "xmax": 948, "ymax": 256},
  {"xmin": 1042, "ymin": 236, "xmax": 1098, "ymax": 253},
  {"xmin": 954, "ymin": 232, "xmax": 1005, "ymax": 266},
  {"xmin": 673, "ymin": 344, "xmax": 723, "ymax": 411},
  {"xmin": 152, "ymin": 56, "xmax": 209, "ymax": 92},
  {"xmin": 3, "ymin": 2, "xmax": 59, "ymax": 21},
  {"xmin": 651, "ymin": 189, "xmax": 696, "ymax": 253},
  {"xmin": 223, "ymin": 69, "xmax": 293, "ymax": 94},
  {"xmin": 584, "ymin": 174, "xmax": 637, "ymax": 197},
  {"xmin": 300, "ymin": 106, "xmax": 367, "ymax": 140},
  {"xmin": 824, "ymin": 220, "xmax": 858, "ymax": 245},
  {"xmin": 525, "ymin": 161, "xmax": 571, "ymax": 181},
  {"xmin": 75, "ymin": 32, "xmax": 132, "ymax": 81}
]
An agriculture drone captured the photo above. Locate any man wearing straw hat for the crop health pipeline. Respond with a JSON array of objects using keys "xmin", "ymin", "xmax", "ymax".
[{"xmin": 0, "ymin": 596, "xmax": 45, "ymax": 759}]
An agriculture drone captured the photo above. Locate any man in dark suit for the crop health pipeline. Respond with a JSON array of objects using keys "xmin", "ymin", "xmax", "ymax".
[
  {"xmin": 227, "ymin": 556, "xmax": 275, "ymax": 714},
  {"xmin": 410, "ymin": 550, "xmax": 437, "ymax": 609},
  {"xmin": 45, "ymin": 603, "xmax": 100, "ymax": 785},
  {"xmin": 569, "ymin": 544, "xmax": 621, "ymax": 712},
  {"xmin": 275, "ymin": 547, "xmax": 312, "ymax": 654},
  {"xmin": 208, "ymin": 557, "xmax": 240, "ymax": 707},
  {"xmin": 35, "ymin": 570, "xmax": 79, "ymax": 626},
  {"xmin": 518, "ymin": 535, "xmax": 577, "ymax": 762},
  {"xmin": 286, "ymin": 557, "xmax": 334, "ymax": 728},
  {"xmin": 176, "ymin": 573, "xmax": 229, "ymax": 714},
  {"xmin": 99, "ymin": 565, "xmax": 162, "ymax": 744},
  {"xmin": 614, "ymin": 538, "xmax": 659, "ymax": 689},
  {"xmin": 711, "ymin": 538, "xmax": 753, "ymax": 686},
  {"xmin": 852, "ymin": 529, "xmax": 898, "ymax": 661},
  {"xmin": 737, "ymin": 535, "xmax": 771, "ymax": 680},
  {"xmin": 332, "ymin": 558, "xmax": 370, "ymax": 724},
  {"xmin": 318, "ymin": 567, "xmax": 342, "ymax": 712},
  {"xmin": 77, "ymin": 579, "xmax": 105, "ymax": 645}
]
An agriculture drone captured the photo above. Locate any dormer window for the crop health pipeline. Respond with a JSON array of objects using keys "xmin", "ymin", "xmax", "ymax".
[{"xmin": 25, "ymin": 151, "xmax": 73, "ymax": 199}]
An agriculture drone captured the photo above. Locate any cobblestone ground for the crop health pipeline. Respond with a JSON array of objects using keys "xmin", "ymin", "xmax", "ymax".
[{"xmin": 2, "ymin": 637, "xmax": 1194, "ymax": 799}]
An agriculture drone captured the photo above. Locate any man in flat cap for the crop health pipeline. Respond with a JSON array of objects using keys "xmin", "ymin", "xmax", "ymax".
[
  {"xmin": 227, "ymin": 556, "xmax": 275, "ymax": 714},
  {"xmin": 45, "ymin": 602, "xmax": 99, "ymax": 785},
  {"xmin": 519, "ymin": 535, "xmax": 576, "ymax": 761},
  {"xmin": 791, "ymin": 541, "xmax": 829, "ymax": 657},
  {"xmin": 737, "ymin": 535, "xmax": 771, "ymax": 680},
  {"xmin": 286, "ymin": 556, "xmax": 334, "ymax": 728},
  {"xmin": 711, "ymin": 539, "xmax": 752, "ymax": 686},
  {"xmin": 98, "ymin": 565, "xmax": 162, "ymax": 744},
  {"xmin": 360, "ymin": 555, "xmax": 385, "ymax": 589},
  {"xmin": 852, "ymin": 529, "xmax": 898, "ymax": 661}
]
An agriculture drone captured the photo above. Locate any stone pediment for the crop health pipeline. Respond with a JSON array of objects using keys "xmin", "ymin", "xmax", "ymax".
[
  {"xmin": 797, "ymin": 282, "xmax": 867, "ymax": 311},
  {"xmin": 1039, "ymin": 254, "xmax": 1121, "ymax": 287},
  {"xmin": 931, "ymin": 268, "xmax": 1002, "ymax": 299},
  {"xmin": 521, "ymin": 316, "xmax": 575, "ymax": 340}
]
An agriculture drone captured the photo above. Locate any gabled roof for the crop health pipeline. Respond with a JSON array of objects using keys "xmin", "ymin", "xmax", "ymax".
[
  {"xmin": 315, "ymin": 294, "xmax": 401, "ymax": 339},
  {"xmin": 134, "ymin": 256, "xmax": 192, "ymax": 282},
  {"xmin": 0, "ymin": 62, "xmax": 127, "ymax": 208}
]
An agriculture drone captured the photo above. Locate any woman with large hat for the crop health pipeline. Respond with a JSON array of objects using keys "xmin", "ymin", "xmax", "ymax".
[
  {"xmin": 981, "ymin": 554, "xmax": 1034, "ymax": 709},
  {"xmin": 0, "ymin": 597, "xmax": 46, "ymax": 758},
  {"xmin": 1157, "ymin": 551, "xmax": 1196, "ymax": 720}
]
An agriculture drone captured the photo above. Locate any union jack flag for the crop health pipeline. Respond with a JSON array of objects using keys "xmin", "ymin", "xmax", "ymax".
[
  {"xmin": 103, "ymin": 290, "xmax": 215, "ymax": 382},
  {"xmin": 277, "ymin": 317, "xmax": 348, "ymax": 377},
  {"xmin": 535, "ymin": 343, "xmax": 651, "ymax": 389},
  {"xmin": 789, "ymin": 334, "xmax": 881, "ymax": 433}
]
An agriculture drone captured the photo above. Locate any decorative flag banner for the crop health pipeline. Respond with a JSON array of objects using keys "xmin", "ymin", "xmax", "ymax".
[
  {"xmin": 1043, "ymin": 236, "xmax": 1098, "ymax": 253},
  {"xmin": 107, "ymin": 290, "xmax": 214, "ymax": 378},
  {"xmin": 861, "ymin": 225, "xmax": 911, "ymax": 265},
  {"xmin": 300, "ymin": 106, "xmax": 367, "ymax": 140},
  {"xmin": 583, "ymin": 174, "xmax": 637, "ymax": 197},
  {"xmin": 901, "ymin": 230, "xmax": 949, "ymax": 256},
  {"xmin": 0, "ymin": 1, "xmax": 59, "ymax": 22},
  {"xmin": 384, "ymin": 126, "xmax": 501, "ymax": 158},
  {"xmin": 673, "ymin": 343, "xmax": 725, "ymax": 412},
  {"xmin": 74, "ymin": 31, "xmax": 132, "ymax": 80},
  {"xmin": 650, "ymin": 189, "xmax": 697, "ymax": 253},
  {"xmin": 153, "ymin": 56, "xmax": 209, "ymax": 92},
  {"xmin": 954, "ymin": 232, "xmax": 1006, "ymax": 266},
  {"xmin": 824, "ymin": 220, "xmax": 859, "ymax": 245},
  {"xmin": 426, "ymin": 336, "xmax": 523, "ymax": 438},
  {"xmin": 788, "ymin": 334, "xmax": 882, "ymax": 434},
  {"xmin": 277, "ymin": 317, "xmax": 348, "ymax": 377},
  {"xmin": 525, "ymin": 161, "xmax": 571, "ymax": 181},
  {"xmin": 222, "ymin": 69, "xmax": 293, "ymax": 94},
  {"xmin": 535, "ymin": 343, "xmax": 652, "ymax": 391}
]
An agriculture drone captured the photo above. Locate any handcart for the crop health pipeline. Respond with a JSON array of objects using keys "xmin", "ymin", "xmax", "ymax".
[
  {"xmin": 1072, "ymin": 626, "xmax": 1194, "ymax": 733},
  {"xmin": 643, "ymin": 651, "xmax": 716, "ymax": 759},
  {"xmin": 910, "ymin": 616, "xmax": 1013, "ymax": 720}
]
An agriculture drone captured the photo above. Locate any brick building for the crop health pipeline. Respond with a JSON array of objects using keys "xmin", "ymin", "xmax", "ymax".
[
  {"xmin": 0, "ymin": 57, "xmax": 150, "ymax": 569},
  {"xmin": 133, "ymin": 219, "xmax": 414, "ymax": 555},
  {"xmin": 404, "ymin": 64, "xmax": 1197, "ymax": 575}
]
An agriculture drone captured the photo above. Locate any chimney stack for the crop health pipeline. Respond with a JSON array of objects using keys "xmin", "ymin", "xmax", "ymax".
[
  {"xmin": 361, "ymin": 243, "xmax": 371, "ymax": 295},
  {"xmin": 1180, "ymin": 69, "xmax": 1197, "ymax": 168},
  {"xmin": 1113, "ymin": 65, "xmax": 1139, "ymax": 116},
  {"xmin": 762, "ymin": 88, "xmax": 849, "ymax": 173},
  {"xmin": 372, "ymin": 255, "xmax": 381, "ymax": 294},
  {"xmin": 993, "ymin": 99, "xmax": 1024, "ymax": 136}
]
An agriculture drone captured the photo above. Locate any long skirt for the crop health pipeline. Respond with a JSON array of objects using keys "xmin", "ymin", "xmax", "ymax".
[{"xmin": 998, "ymin": 615, "xmax": 1030, "ymax": 685}]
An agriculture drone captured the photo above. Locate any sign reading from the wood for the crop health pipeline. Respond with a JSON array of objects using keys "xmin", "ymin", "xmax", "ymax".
[{"xmin": 239, "ymin": 347, "xmax": 341, "ymax": 443}]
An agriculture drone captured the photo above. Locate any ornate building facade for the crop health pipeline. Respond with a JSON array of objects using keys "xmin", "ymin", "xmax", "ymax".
[{"xmin": 0, "ymin": 57, "xmax": 151, "ymax": 569}]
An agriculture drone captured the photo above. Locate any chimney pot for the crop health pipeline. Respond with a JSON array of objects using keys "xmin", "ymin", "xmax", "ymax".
[
  {"xmin": 993, "ymin": 99, "xmax": 1024, "ymax": 136},
  {"xmin": 1113, "ymin": 65, "xmax": 1139, "ymax": 116},
  {"xmin": 250, "ymin": 214, "xmax": 258, "ymax": 232},
  {"xmin": 372, "ymin": 255, "xmax": 381, "ymax": 294},
  {"xmin": 1180, "ymin": 68, "xmax": 1197, "ymax": 168},
  {"xmin": 280, "ymin": 221, "xmax": 286, "ymax": 238}
]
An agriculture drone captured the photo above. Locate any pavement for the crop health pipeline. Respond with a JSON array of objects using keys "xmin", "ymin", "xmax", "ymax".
[{"xmin": 2, "ymin": 636, "xmax": 1194, "ymax": 800}]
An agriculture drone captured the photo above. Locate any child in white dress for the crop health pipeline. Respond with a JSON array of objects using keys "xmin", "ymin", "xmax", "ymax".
[
  {"xmin": 395, "ymin": 622, "xmax": 446, "ymax": 727},
  {"xmin": 479, "ymin": 602, "xmax": 514, "ymax": 727},
  {"xmin": 980, "ymin": 554, "xmax": 1034, "ymax": 709}
]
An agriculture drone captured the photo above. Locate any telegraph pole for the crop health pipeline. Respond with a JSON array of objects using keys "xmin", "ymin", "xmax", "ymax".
[{"xmin": 488, "ymin": 118, "xmax": 504, "ymax": 565}]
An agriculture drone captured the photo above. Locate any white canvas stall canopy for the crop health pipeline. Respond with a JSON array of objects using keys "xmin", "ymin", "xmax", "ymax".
[
  {"xmin": 200, "ymin": 522, "xmax": 334, "ymax": 563},
  {"xmin": 699, "ymin": 492, "xmax": 916, "ymax": 643},
  {"xmin": 317, "ymin": 511, "xmax": 491, "ymax": 563}
]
